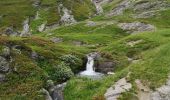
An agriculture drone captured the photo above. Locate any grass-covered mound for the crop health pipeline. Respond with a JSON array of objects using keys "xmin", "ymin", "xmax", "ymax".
[{"xmin": 0, "ymin": 36, "xmax": 89, "ymax": 99}]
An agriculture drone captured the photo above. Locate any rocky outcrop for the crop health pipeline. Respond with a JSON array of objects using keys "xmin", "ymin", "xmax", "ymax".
[
  {"xmin": 1, "ymin": 27, "xmax": 20, "ymax": 36},
  {"xmin": 107, "ymin": 0, "xmax": 132, "ymax": 16},
  {"xmin": 46, "ymin": 80, "xmax": 66, "ymax": 100},
  {"xmin": 20, "ymin": 18, "xmax": 31, "ymax": 37},
  {"xmin": 135, "ymin": 79, "xmax": 151, "ymax": 100},
  {"xmin": 58, "ymin": 4, "xmax": 76, "ymax": 25},
  {"xmin": 104, "ymin": 78, "xmax": 132, "ymax": 100},
  {"xmin": 118, "ymin": 22, "xmax": 156, "ymax": 33},
  {"xmin": 151, "ymin": 76, "xmax": 170, "ymax": 100},
  {"xmin": 133, "ymin": 1, "xmax": 170, "ymax": 18}
]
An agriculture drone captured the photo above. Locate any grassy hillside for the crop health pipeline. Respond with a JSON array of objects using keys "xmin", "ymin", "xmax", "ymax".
[{"xmin": 0, "ymin": 0, "xmax": 170, "ymax": 100}]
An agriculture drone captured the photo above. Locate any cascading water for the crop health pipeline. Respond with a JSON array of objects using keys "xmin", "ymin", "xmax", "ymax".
[{"xmin": 79, "ymin": 53, "xmax": 103, "ymax": 78}]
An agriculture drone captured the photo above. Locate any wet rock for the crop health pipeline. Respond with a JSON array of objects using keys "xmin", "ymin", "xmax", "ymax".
[
  {"xmin": 118, "ymin": 22, "xmax": 156, "ymax": 33},
  {"xmin": 50, "ymin": 37, "xmax": 63, "ymax": 43},
  {"xmin": 104, "ymin": 78, "xmax": 132, "ymax": 100},
  {"xmin": 0, "ymin": 56, "xmax": 9, "ymax": 73},
  {"xmin": 96, "ymin": 60, "xmax": 115, "ymax": 73}
]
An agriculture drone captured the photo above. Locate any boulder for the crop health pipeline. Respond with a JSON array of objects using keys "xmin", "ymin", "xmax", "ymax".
[
  {"xmin": 31, "ymin": 51, "xmax": 39, "ymax": 60},
  {"xmin": 0, "ymin": 56, "xmax": 9, "ymax": 73},
  {"xmin": 118, "ymin": 22, "xmax": 156, "ymax": 33},
  {"xmin": 104, "ymin": 78, "xmax": 132, "ymax": 100},
  {"xmin": 2, "ymin": 27, "xmax": 20, "ymax": 36},
  {"xmin": 47, "ymin": 80, "xmax": 66, "ymax": 100}
]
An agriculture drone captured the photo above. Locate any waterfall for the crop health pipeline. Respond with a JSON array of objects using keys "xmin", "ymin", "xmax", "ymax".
[
  {"xmin": 80, "ymin": 53, "xmax": 103, "ymax": 77},
  {"xmin": 85, "ymin": 55, "xmax": 95, "ymax": 74}
]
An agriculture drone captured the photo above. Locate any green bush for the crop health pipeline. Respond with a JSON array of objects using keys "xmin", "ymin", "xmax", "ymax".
[
  {"xmin": 52, "ymin": 62, "xmax": 74, "ymax": 82},
  {"xmin": 60, "ymin": 54, "xmax": 82, "ymax": 73}
]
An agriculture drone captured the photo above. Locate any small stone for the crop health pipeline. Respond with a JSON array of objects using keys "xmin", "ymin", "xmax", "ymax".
[
  {"xmin": 31, "ymin": 51, "xmax": 39, "ymax": 59},
  {"xmin": 50, "ymin": 37, "xmax": 63, "ymax": 43},
  {"xmin": 86, "ymin": 21, "xmax": 96, "ymax": 27},
  {"xmin": 0, "ymin": 74, "xmax": 5, "ymax": 82}
]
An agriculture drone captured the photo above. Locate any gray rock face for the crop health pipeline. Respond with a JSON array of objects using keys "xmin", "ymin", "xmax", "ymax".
[
  {"xmin": 118, "ymin": 22, "xmax": 156, "ymax": 33},
  {"xmin": 59, "ymin": 4, "xmax": 76, "ymax": 25},
  {"xmin": 107, "ymin": 0, "xmax": 132, "ymax": 16},
  {"xmin": 104, "ymin": 78, "xmax": 132, "ymax": 100},
  {"xmin": 50, "ymin": 37, "xmax": 63, "ymax": 43},
  {"xmin": 0, "ymin": 56, "xmax": 9, "ymax": 73}
]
